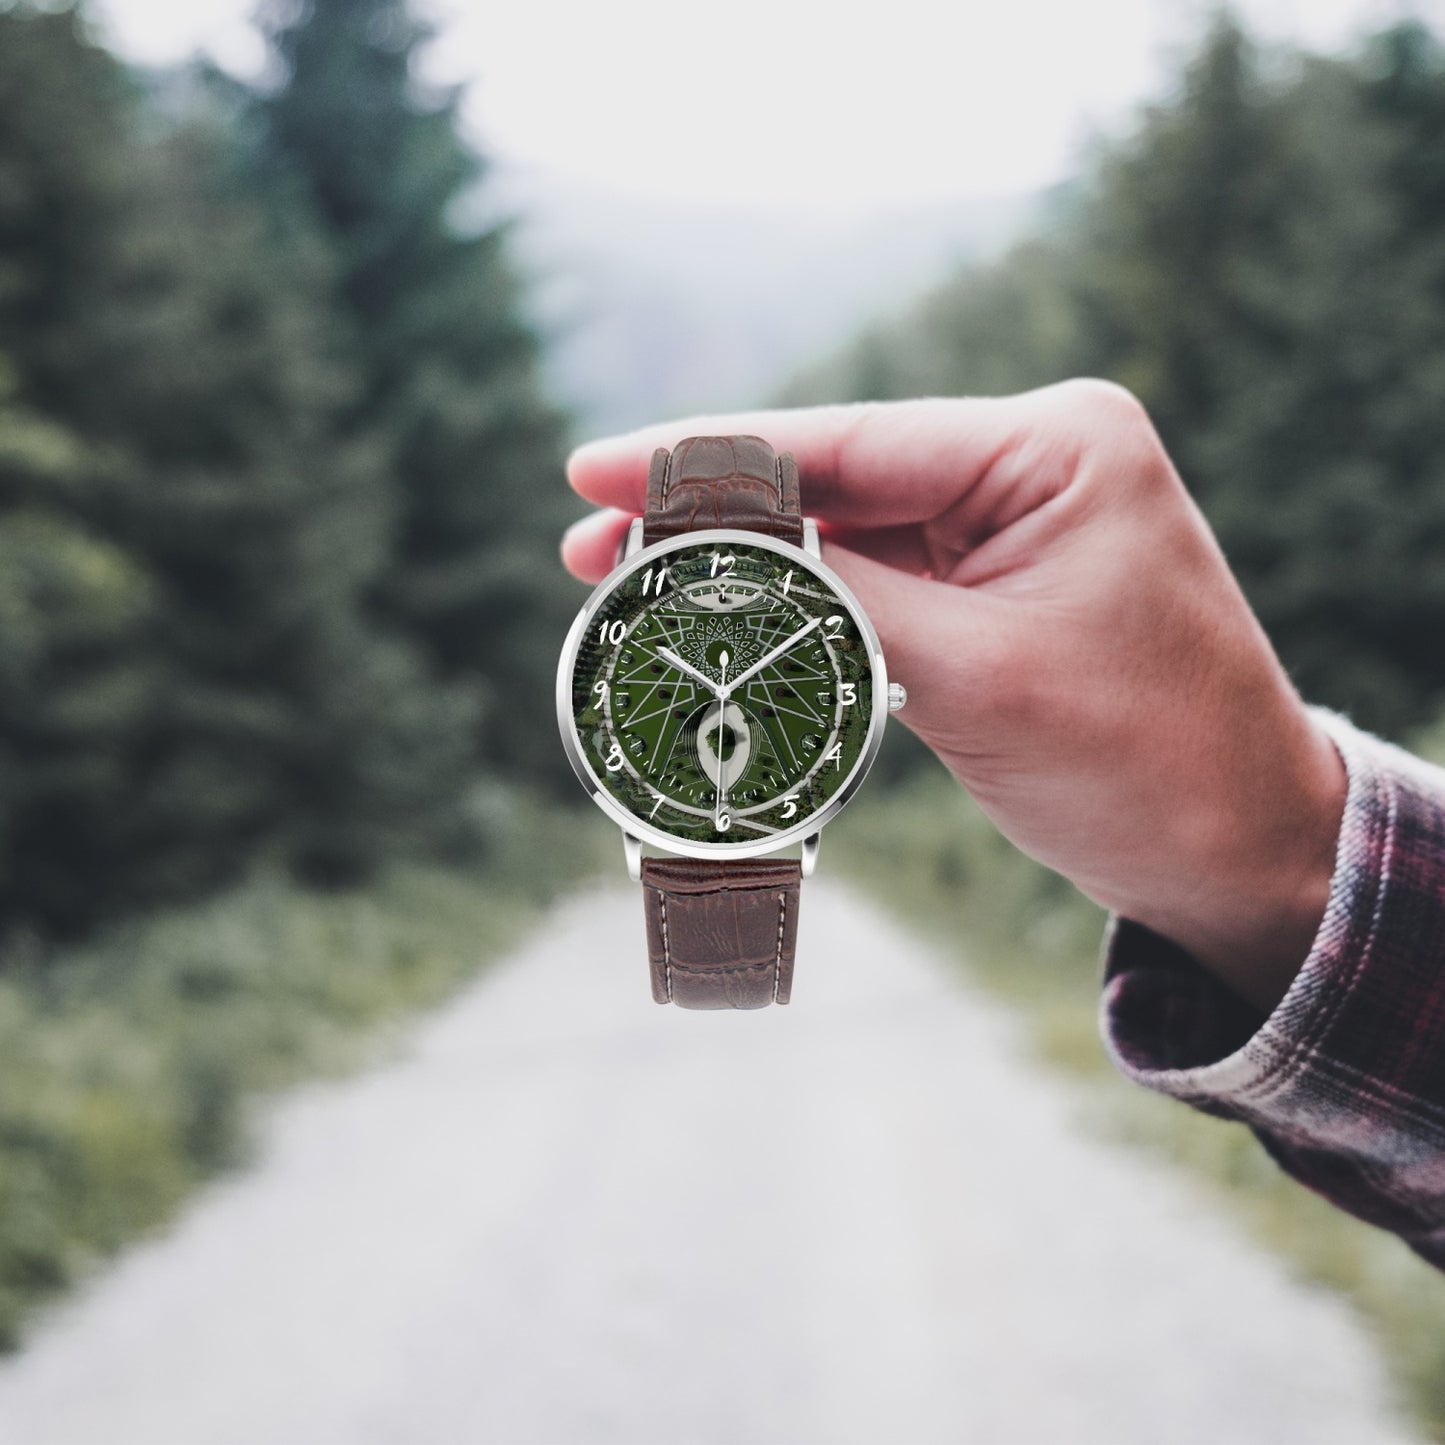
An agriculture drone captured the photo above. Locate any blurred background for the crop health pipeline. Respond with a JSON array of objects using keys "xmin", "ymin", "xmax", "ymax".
[{"xmin": 4, "ymin": 0, "xmax": 1445, "ymax": 1439}]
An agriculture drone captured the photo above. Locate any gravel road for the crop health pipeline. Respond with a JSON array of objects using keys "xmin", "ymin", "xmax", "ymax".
[{"xmin": 0, "ymin": 883, "xmax": 1415, "ymax": 1445}]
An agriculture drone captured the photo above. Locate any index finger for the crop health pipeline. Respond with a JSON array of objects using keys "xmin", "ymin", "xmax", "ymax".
[{"xmin": 565, "ymin": 392, "xmax": 1045, "ymax": 530}]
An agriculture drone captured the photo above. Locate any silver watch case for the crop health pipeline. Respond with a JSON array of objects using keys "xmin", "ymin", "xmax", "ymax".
[{"xmin": 556, "ymin": 526, "xmax": 889, "ymax": 863}]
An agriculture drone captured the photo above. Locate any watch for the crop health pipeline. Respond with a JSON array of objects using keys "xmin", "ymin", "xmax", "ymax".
[{"xmin": 557, "ymin": 435, "xmax": 906, "ymax": 1009}]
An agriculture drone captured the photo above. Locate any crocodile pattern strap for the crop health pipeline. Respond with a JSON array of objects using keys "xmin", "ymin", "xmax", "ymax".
[
  {"xmin": 642, "ymin": 435, "xmax": 803, "ymax": 547},
  {"xmin": 641, "ymin": 857, "xmax": 802, "ymax": 1009},
  {"xmin": 637, "ymin": 436, "xmax": 807, "ymax": 1009}
]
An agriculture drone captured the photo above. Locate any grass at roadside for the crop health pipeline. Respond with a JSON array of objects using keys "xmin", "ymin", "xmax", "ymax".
[
  {"xmin": 0, "ymin": 794, "xmax": 613, "ymax": 1352},
  {"xmin": 830, "ymin": 768, "xmax": 1445, "ymax": 1442}
]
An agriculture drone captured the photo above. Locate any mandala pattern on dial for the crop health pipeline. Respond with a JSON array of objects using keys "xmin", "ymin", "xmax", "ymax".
[{"xmin": 676, "ymin": 614, "xmax": 765, "ymax": 681}]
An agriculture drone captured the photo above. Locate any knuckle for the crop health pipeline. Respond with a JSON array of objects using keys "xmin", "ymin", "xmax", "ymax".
[
  {"xmin": 1058, "ymin": 376, "xmax": 1148, "ymax": 425},
  {"xmin": 1054, "ymin": 378, "xmax": 1171, "ymax": 497}
]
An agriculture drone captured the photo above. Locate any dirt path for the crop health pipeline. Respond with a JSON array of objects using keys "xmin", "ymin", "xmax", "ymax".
[{"xmin": 0, "ymin": 884, "xmax": 1415, "ymax": 1444}]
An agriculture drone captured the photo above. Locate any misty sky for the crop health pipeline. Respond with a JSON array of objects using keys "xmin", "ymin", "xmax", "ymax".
[{"xmin": 95, "ymin": 0, "xmax": 1444, "ymax": 218}]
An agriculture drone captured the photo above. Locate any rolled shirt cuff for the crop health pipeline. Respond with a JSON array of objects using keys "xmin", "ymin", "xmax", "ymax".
[{"xmin": 1100, "ymin": 710, "xmax": 1445, "ymax": 1259}]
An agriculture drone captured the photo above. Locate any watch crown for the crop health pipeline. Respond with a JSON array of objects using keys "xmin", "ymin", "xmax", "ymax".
[{"xmin": 888, "ymin": 682, "xmax": 907, "ymax": 712}]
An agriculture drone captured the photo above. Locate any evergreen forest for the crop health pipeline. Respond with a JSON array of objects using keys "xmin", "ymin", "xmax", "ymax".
[{"xmin": 0, "ymin": 0, "xmax": 578, "ymax": 945}]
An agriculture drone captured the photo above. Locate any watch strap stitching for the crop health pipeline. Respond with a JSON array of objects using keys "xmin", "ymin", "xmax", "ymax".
[
  {"xmin": 773, "ymin": 891, "xmax": 786, "ymax": 1004},
  {"xmin": 659, "ymin": 893, "xmax": 672, "ymax": 1002},
  {"xmin": 641, "ymin": 856, "xmax": 801, "ymax": 1009}
]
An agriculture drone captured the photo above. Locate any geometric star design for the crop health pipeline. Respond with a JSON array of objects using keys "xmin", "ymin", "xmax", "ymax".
[{"xmin": 677, "ymin": 615, "xmax": 765, "ymax": 680}]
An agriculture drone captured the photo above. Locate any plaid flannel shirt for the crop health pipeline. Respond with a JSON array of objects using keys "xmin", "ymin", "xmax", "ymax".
[{"xmin": 1101, "ymin": 710, "xmax": 1445, "ymax": 1268}]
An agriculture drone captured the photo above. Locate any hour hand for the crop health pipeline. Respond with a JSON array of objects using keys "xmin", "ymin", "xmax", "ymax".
[{"xmin": 656, "ymin": 645, "xmax": 720, "ymax": 695}]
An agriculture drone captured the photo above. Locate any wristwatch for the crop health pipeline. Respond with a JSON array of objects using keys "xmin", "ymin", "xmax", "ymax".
[{"xmin": 557, "ymin": 435, "xmax": 905, "ymax": 1009}]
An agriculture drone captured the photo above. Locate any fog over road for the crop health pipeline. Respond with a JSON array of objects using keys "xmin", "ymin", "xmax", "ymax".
[{"xmin": 0, "ymin": 884, "xmax": 1414, "ymax": 1445}]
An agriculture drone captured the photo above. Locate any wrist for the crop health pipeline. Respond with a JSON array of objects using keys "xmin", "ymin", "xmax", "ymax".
[{"xmin": 1123, "ymin": 712, "xmax": 1347, "ymax": 1014}]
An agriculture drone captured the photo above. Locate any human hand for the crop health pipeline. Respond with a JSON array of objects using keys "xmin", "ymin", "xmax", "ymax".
[{"xmin": 563, "ymin": 382, "xmax": 1346, "ymax": 1012}]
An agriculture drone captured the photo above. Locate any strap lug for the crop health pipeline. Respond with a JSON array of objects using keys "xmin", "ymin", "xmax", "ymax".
[
  {"xmin": 623, "ymin": 832, "xmax": 641, "ymax": 881},
  {"xmin": 801, "ymin": 832, "xmax": 821, "ymax": 878}
]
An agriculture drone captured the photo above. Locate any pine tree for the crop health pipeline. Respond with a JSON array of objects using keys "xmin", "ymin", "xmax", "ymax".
[
  {"xmin": 258, "ymin": 0, "xmax": 577, "ymax": 785},
  {"xmin": 1068, "ymin": 18, "xmax": 1311, "ymax": 482},
  {"xmin": 0, "ymin": 361, "xmax": 160, "ymax": 933},
  {"xmin": 0, "ymin": 4, "xmax": 480, "ymax": 933},
  {"xmin": 1078, "ymin": 22, "xmax": 1445, "ymax": 733}
]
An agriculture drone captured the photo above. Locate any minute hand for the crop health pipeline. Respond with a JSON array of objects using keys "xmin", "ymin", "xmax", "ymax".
[{"xmin": 723, "ymin": 617, "xmax": 823, "ymax": 698}]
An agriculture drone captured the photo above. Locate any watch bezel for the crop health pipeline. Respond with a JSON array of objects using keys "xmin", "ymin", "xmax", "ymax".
[{"xmin": 557, "ymin": 527, "xmax": 889, "ymax": 861}]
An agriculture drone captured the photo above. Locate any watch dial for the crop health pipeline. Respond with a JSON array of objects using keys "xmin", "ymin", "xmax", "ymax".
[{"xmin": 567, "ymin": 539, "xmax": 876, "ymax": 846}]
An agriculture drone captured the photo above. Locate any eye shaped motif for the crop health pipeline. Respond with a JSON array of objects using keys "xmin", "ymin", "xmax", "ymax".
[{"xmin": 695, "ymin": 701, "xmax": 753, "ymax": 788}]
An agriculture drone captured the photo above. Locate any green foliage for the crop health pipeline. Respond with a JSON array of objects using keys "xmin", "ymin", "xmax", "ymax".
[
  {"xmin": 0, "ymin": 378, "xmax": 160, "ymax": 931},
  {"xmin": 786, "ymin": 16, "xmax": 1445, "ymax": 741},
  {"xmin": 258, "ymin": 0, "xmax": 579, "ymax": 784},
  {"xmin": 0, "ymin": 1, "xmax": 586, "ymax": 938},
  {"xmin": 0, "ymin": 794, "xmax": 611, "ymax": 1352}
]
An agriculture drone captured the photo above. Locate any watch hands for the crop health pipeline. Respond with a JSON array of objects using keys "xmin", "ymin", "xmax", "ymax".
[
  {"xmin": 655, "ymin": 645, "xmax": 721, "ymax": 696},
  {"xmin": 660, "ymin": 617, "xmax": 823, "ymax": 701},
  {"xmin": 721, "ymin": 616, "xmax": 823, "ymax": 698}
]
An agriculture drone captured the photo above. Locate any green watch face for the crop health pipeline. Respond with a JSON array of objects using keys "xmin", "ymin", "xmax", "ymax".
[{"xmin": 561, "ymin": 535, "xmax": 881, "ymax": 850}]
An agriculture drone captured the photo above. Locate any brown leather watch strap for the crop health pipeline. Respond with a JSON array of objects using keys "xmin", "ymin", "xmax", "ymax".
[
  {"xmin": 642, "ymin": 435, "xmax": 803, "ymax": 547},
  {"xmin": 641, "ymin": 857, "xmax": 801, "ymax": 1009},
  {"xmin": 638, "ymin": 435, "xmax": 807, "ymax": 1010}
]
